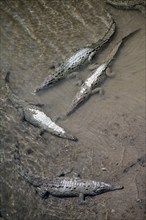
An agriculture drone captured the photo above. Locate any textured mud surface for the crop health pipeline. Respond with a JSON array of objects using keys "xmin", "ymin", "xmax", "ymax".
[{"xmin": 0, "ymin": 0, "xmax": 145, "ymax": 220}]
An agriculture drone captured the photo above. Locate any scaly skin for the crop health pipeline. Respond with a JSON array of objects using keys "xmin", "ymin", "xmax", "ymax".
[
  {"xmin": 106, "ymin": 0, "xmax": 146, "ymax": 16},
  {"xmin": 14, "ymin": 144, "xmax": 124, "ymax": 200},
  {"xmin": 34, "ymin": 13, "xmax": 116, "ymax": 93},
  {"xmin": 5, "ymin": 80, "xmax": 77, "ymax": 141},
  {"xmin": 66, "ymin": 29, "xmax": 140, "ymax": 116}
]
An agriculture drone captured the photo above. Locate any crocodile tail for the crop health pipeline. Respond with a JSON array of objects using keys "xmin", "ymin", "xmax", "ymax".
[
  {"xmin": 51, "ymin": 128, "xmax": 78, "ymax": 141},
  {"xmin": 4, "ymin": 71, "xmax": 26, "ymax": 108},
  {"xmin": 103, "ymin": 12, "xmax": 116, "ymax": 39},
  {"xmin": 14, "ymin": 142, "xmax": 43, "ymax": 187},
  {"xmin": 134, "ymin": 5, "xmax": 146, "ymax": 17},
  {"xmin": 14, "ymin": 142, "xmax": 31, "ymax": 181},
  {"xmin": 93, "ymin": 13, "xmax": 116, "ymax": 50}
]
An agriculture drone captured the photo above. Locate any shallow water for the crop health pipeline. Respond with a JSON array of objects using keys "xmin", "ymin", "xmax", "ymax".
[{"xmin": 0, "ymin": 0, "xmax": 145, "ymax": 219}]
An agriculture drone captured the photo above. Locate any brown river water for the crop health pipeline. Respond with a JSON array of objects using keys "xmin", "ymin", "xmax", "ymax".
[{"xmin": 0, "ymin": 0, "xmax": 145, "ymax": 219}]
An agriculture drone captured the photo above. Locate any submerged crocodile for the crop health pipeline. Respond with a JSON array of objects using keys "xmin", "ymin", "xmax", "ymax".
[
  {"xmin": 34, "ymin": 13, "xmax": 116, "ymax": 93},
  {"xmin": 5, "ymin": 73, "xmax": 77, "ymax": 141},
  {"xmin": 14, "ymin": 143, "xmax": 124, "ymax": 200},
  {"xmin": 66, "ymin": 29, "xmax": 140, "ymax": 116},
  {"xmin": 106, "ymin": 0, "xmax": 146, "ymax": 16}
]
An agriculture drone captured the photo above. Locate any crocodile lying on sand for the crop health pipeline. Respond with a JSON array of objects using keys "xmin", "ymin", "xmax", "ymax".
[
  {"xmin": 34, "ymin": 13, "xmax": 116, "ymax": 93},
  {"xmin": 5, "ymin": 72, "xmax": 77, "ymax": 141},
  {"xmin": 66, "ymin": 29, "xmax": 140, "ymax": 116},
  {"xmin": 14, "ymin": 143, "xmax": 124, "ymax": 200}
]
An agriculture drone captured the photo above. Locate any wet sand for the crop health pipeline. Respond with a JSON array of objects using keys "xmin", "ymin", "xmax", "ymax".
[{"xmin": 0, "ymin": 0, "xmax": 145, "ymax": 219}]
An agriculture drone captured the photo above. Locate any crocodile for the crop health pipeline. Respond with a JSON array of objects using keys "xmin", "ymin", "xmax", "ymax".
[
  {"xmin": 66, "ymin": 29, "xmax": 140, "ymax": 116},
  {"xmin": 106, "ymin": 0, "xmax": 146, "ymax": 16},
  {"xmin": 14, "ymin": 143, "xmax": 124, "ymax": 200},
  {"xmin": 5, "ymin": 73, "xmax": 77, "ymax": 141},
  {"xmin": 34, "ymin": 13, "xmax": 116, "ymax": 93}
]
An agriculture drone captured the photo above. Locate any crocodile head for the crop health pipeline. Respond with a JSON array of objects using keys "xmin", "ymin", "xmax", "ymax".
[
  {"xmin": 95, "ymin": 182, "xmax": 124, "ymax": 194},
  {"xmin": 66, "ymin": 87, "xmax": 91, "ymax": 116},
  {"xmin": 56, "ymin": 131, "xmax": 78, "ymax": 142}
]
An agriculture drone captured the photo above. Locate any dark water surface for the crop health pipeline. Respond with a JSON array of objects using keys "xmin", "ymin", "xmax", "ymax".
[{"xmin": 0, "ymin": 0, "xmax": 145, "ymax": 219}]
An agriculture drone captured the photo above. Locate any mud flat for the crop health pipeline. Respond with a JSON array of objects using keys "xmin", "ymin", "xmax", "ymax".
[{"xmin": 0, "ymin": 0, "xmax": 145, "ymax": 219}]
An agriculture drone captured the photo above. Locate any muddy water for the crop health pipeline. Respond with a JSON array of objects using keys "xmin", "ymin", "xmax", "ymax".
[{"xmin": 0, "ymin": 0, "xmax": 145, "ymax": 220}]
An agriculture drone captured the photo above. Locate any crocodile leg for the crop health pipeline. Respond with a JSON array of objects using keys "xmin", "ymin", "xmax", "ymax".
[
  {"xmin": 78, "ymin": 193, "xmax": 88, "ymax": 205},
  {"xmin": 55, "ymin": 114, "xmax": 68, "ymax": 122},
  {"xmin": 67, "ymin": 71, "xmax": 78, "ymax": 79},
  {"xmin": 105, "ymin": 67, "xmax": 115, "ymax": 77},
  {"xmin": 69, "ymin": 72, "xmax": 83, "ymax": 86},
  {"xmin": 91, "ymin": 87, "xmax": 104, "ymax": 95},
  {"xmin": 30, "ymin": 103, "xmax": 44, "ymax": 108},
  {"xmin": 73, "ymin": 47, "xmax": 82, "ymax": 52},
  {"xmin": 18, "ymin": 108, "xmax": 26, "ymax": 121},
  {"xmin": 57, "ymin": 168, "xmax": 73, "ymax": 177},
  {"xmin": 53, "ymin": 114, "xmax": 66, "ymax": 123},
  {"xmin": 88, "ymin": 63, "xmax": 98, "ymax": 71},
  {"xmin": 37, "ymin": 187, "xmax": 50, "ymax": 199},
  {"xmin": 65, "ymin": 71, "xmax": 83, "ymax": 86},
  {"xmin": 76, "ymin": 78, "xmax": 83, "ymax": 86},
  {"xmin": 88, "ymin": 51, "xmax": 96, "ymax": 62},
  {"xmin": 79, "ymin": 193, "xmax": 86, "ymax": 202},
  {"xmin": 57, "ymin": 169, "xmax": 80, "ymax": 178},
  {"xmin": 39, "ymin": 129, "xmax": 46, "ymax": 136},
  {"xmin": 49, "ymin": 62, "xmax": 61, "ymax": 70}
]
